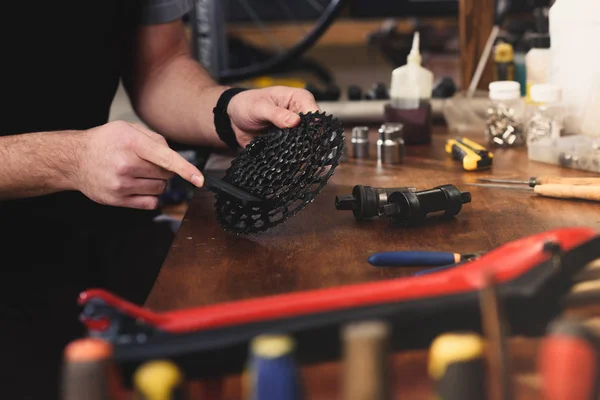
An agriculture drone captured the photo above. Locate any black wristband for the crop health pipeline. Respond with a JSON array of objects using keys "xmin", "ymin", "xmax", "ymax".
[{"xmin": 213, "ymin": 87, "xmax": 248, "ymax": 149}]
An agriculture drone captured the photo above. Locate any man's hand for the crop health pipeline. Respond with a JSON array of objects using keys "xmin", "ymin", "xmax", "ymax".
[
  {"xmin": 75, "ymin": 121, "xmax": 204, "ymax": 210},
  {"xmin": 226, "ymin": 86, "xmax": 320, "ymax": 148}
]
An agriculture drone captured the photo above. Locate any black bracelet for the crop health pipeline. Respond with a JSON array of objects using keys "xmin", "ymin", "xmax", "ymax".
[{"xmin": 213, "ymin": 87, "xmax": 248, "ymax": 149}]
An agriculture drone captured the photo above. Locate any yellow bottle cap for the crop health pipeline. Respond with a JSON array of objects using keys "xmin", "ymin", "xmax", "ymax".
[
  {"xmin": 133, "ymin": 360, "xmax": 183, "ymax": 400},
  {"xmin": 428, "ymin": 332, "xmax": 484, "ymax": 380},
  {"xmin": 251, "ymin": 334, "xmax": 295, "ymax": 359},
  {"xmin": 494, "ymin": 42, "xmax": 514, "ymax": 63}
]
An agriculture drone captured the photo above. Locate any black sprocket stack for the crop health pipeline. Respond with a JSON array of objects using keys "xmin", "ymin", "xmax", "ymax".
[{"xmin": 215, "ymin": 111, "xmax": 345, "ymax": 235}]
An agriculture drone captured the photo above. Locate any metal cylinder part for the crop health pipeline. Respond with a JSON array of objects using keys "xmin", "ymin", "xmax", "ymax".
[
  {"xmin": 377, "ymin": 124, "xmax": 405, "ymax": 165},
  {"xmin": 351, "ymin": 126, "xmax": 370, "ymax": 159}
]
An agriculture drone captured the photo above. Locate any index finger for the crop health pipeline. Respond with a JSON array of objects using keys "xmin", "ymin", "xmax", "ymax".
[{"xmin": 134, "ymin": 136, "xmax": 204, "ymax": 187}]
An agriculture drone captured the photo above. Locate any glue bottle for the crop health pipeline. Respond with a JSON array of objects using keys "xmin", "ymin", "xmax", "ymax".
[{"xmin": 384, "ymin": 32, "xmax": 434, "ymax": 145}]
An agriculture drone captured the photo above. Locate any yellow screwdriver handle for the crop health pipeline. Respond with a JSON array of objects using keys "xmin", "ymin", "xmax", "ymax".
[
  {"xmin": 534, "ymin": 184, "xmax": 600, "ymax": 201},
  {"xmin": 536, "ymin": 176, "xmax": 600, "ymax": 186}
]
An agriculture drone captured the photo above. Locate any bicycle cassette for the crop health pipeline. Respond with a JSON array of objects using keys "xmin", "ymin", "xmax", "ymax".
[{"xmin": 215, "ymin": 111, "xmax": 345, "ymax": 235}]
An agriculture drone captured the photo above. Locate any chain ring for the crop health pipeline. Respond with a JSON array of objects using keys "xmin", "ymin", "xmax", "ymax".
[{"xmin": 215, "ymin": 111, "xmax": 345, "ymax": 235}]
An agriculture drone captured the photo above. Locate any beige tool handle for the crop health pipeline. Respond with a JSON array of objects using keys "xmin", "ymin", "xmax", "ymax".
[
  {"xmin": 534, "ymin": 184, "xmax": 600, "ymax": 201},
  {"xmin": 537, "ymin": 176, "xmax": 600, "ymax": 186}
]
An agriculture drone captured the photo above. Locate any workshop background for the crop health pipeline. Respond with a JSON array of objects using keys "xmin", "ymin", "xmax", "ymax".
[
  {"xmin": 109, "ymin": 0, "xmax": 554, "ymax": 220},
  {"xmin": 67, "ymin": 1, "xmax": 600, "ymax": 399}
]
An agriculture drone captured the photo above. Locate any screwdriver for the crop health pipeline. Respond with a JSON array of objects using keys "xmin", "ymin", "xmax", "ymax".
[
  {"xmin": 342, "ymin": 320, "xmax": 391, "ymax": 400},
  {"xmin": 477, "ymin": 175, "xmax": 600, "ymax": 187},
  {"xmin": 133, "ymin": 360, "xmax": 185, "ymax": 400},
  {"xmin": 368, "ymin": 251, "xmax": 482, "ymax": 267},
  {"xmin": 244, "ymin": 334, "xmax": 303, "ymax": 400},
  {"xmin": 538, "ymin": 318, "xmax": 600, "ymax": 400},
  {"xmin": 428, "ymin": 332, "xmax": 487, "ymax": 400},
  {"xmin": 60, "ymin": 338, "xmax": 120, "ymax": 400},
  {"xmin": 466, "ymin": 182, "xmax": 600, "ymax": 201}
]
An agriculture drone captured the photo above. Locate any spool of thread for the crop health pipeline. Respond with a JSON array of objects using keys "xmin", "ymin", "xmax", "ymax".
[
  {"xmin": 60, "ymin": 338, "xmax": 119, "ymax": 400},
  {"xmin": 133, "ymin": 360, "xmax": 185, "ymax": 400},
  {"xmin": 538, "ymin": 318, "xmax": 599, "ymax": 400},
  {"xmin": 428, "ymin": 332, "xmax": 486, "ymax": 400},
  {"xmin": 342, "ymin": 320, "xmax": 391, "ymax": 400},
  {"xmin": 245, "ymin": 334, "xmax": 303, "ymax": 400}
]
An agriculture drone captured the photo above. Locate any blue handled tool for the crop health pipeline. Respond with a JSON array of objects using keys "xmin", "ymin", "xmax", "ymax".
[{"xmin": 368, "ymin": 251, "xmax": 482, "ymax": 267}]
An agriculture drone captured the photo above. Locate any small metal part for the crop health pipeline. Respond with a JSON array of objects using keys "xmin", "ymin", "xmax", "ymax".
[
  {"xmin": 485, "ymin": 103, "xmax": 525, "ymax": 148},
  {"xmin": 377, "ymin": 124, "xmax": 405, "ymax": 165},
  {"xmin": 351, "ymin": 126, "xmax": 370, "ymax": 159}
]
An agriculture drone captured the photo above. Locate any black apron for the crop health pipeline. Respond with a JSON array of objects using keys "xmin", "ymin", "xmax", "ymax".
[{"xmin": 1, "ymin": 2, "xmax": 174, "ymax": 398}]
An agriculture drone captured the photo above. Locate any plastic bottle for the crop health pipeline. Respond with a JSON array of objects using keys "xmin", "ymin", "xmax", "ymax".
[
  {"xmin": 527, "ymin": 83, "xmax": 564, "ymax": 164},
  {"xmin": 526, "ymin": 83, "xmax": 563, "ymax": 146},
  {"xmin": 485, "ymin": 81, "xmax": 526, "ymax": 148},
  {"xmin": 526, "ymin": 7, "xmax": 551, "ymax": 102},
  {"xmin": 384, "ymin": 32, "xmax": 434, "ymax": 145},
  {"xmin": 549, "ymin": 0, "xmax": 600, "ymax": 135}
]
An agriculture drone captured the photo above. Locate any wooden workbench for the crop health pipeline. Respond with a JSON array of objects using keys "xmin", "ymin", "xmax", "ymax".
[{"xmin": 146, "ymin": 126, "xmax": 600, "ymax": 399}]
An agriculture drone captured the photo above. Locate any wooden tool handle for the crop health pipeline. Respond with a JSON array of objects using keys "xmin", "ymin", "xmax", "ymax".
[
  {"xmin": 537, "ymin": 176, "xmax": 600, "ymax": 186},
  {"xmin": 534, "ymin": 184, "xmax": 600, "ymax": 201}
]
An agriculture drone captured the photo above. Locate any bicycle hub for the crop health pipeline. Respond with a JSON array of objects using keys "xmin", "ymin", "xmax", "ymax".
[{"xmin": 336, "ymin": 184, "xmax": 471, "ymax": 227}]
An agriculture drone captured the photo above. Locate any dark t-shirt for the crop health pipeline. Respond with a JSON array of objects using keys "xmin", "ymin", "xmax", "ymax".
[{"xmin": 0, "ymin": 0, "xmax": 193, "ymax": 227}]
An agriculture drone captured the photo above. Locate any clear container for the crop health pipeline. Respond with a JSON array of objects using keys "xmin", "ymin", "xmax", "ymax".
[
  {"xmin": 485, "ymin": 81, "xmax": 526, "ymax": 148},
  {"xmin": 526, "ymin": 83, "xmax": 564, "ymax": 147}
]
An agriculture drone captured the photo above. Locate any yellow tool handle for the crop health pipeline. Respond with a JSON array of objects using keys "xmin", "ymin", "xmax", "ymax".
[
  {"xmin": 537, "ymin": 176, "xmax": 600, "ymax": 186},
  {"xmin": 534, "ymin": 184, "xmax": 600, "ymax": 201}
]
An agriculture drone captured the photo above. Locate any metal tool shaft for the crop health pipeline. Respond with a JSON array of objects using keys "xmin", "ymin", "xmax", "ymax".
[
  {"xmin": 465, "ymin": 183, "xmax": 533, "ymax": 191},
  {"xmin": 476, "ymin": 178, "xmax": 530, "ymax": 185}
]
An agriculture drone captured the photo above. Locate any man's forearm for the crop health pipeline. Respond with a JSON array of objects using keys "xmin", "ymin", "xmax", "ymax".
[
  {"xmin": 124, "ymin": 21, "xmax": 229, "ymax": 148},
  {"xmin": 129, "ymin": 55, "xmax": 228, "ymax": 147},
  {"xmin": 0, "ymin": 131, "xmax": 81, "ymax": 200}
]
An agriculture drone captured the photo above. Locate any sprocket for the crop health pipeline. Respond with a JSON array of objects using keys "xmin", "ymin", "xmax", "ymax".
[{"xmin": 214, "ymin": 111, "xmax": 345, "ymax": 235}]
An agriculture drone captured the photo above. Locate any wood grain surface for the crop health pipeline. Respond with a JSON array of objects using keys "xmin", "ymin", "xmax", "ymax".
[
  {"xmin": 459, "ymin": 0, "xmax": 495, "ymax": 91},
  {"xmin": 146, "ymin": 126, "xmax": 600, "ymax": 399}
]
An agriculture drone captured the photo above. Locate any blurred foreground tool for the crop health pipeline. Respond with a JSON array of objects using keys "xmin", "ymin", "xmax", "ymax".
[
  {"xmin": 477, "ymin": 176, "xmax": 600, "ymax": 187},
  {"xmin": 480, "ymin": 272, "xmax": 513, "ymax": 400},
  {"xmin": 466, "ymin": 181, "xmax": 600, "ymax": 202},
  {"xmin": 428, "ymin": 332, "xmax": 486, "ymax": 400},
  {"xmin": 342, "ymin": 321, "xmax": 391, "ymax": 400},
  {"xmin": 368, "ymin": 251, "xmax": 483, "ymax": 267},
  {"xmin": 133, "ymin": 360, "xmax": 185, "ymax": 400},
  {"xmin": 245, "ymin": 335, "xmax": 303, "ymax": 400},
  {"xmin": 446, "ymin": 137, "xmax": 493, "ymax": 171},
  {"xmin": 78, "ymin": 228, "xmax": 600, "ymax": 382},
  {"xmin": 538, "ymin": 318, "xmax": 600, "ymax": 400},
  {"xmin": 335, "ymin": 184, "xmax": 471, "ymax": 227},
  {"xmin": 61, "ymin": 338, "xmax": 120, "ymax": 400}
]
